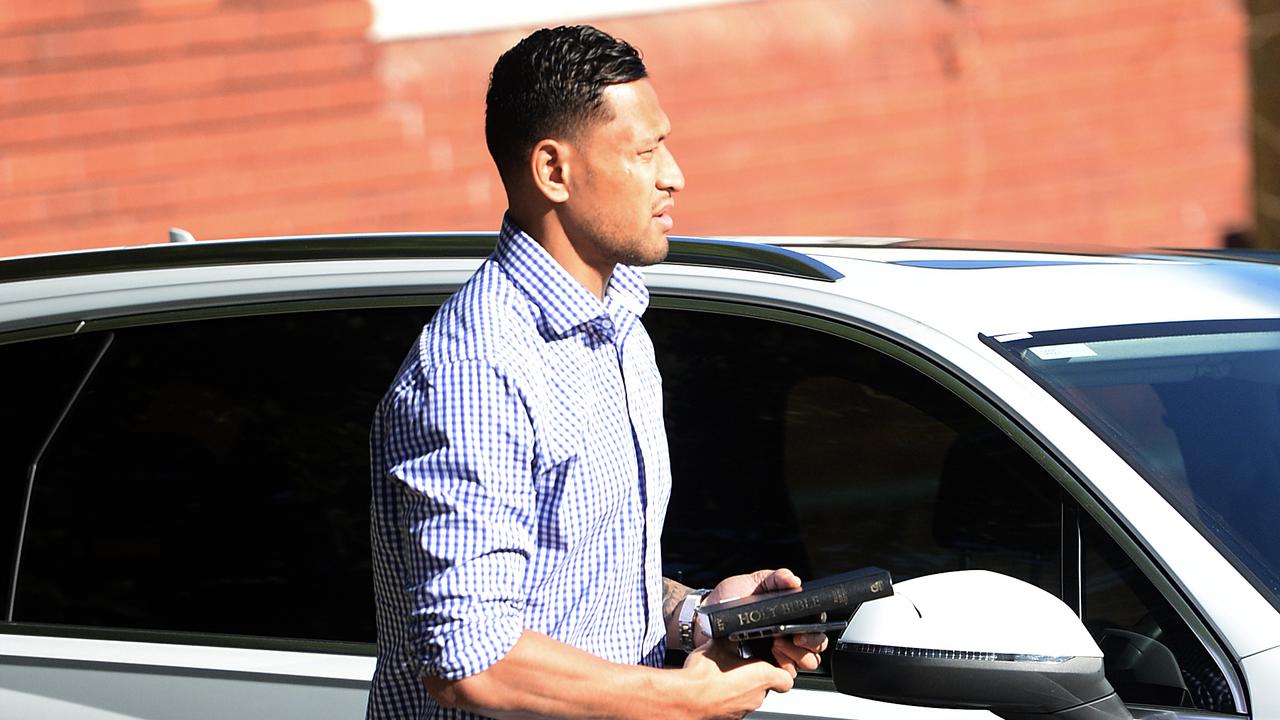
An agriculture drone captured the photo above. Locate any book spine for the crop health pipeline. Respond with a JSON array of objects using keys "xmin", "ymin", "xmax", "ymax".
[{"xmin": 706, "ymin": 573, "xmax": 890, "ymax": 638}]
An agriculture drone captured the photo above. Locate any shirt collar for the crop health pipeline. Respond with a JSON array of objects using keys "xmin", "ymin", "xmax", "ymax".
[{"xmin": 495, "ymin": 216, "xmax": 650, "ymax": 340}]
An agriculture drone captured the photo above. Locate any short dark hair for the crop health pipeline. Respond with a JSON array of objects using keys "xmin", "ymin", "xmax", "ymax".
[{"xmin": 485, "ymin": 25, "xmax": 647, "ymax": 180}]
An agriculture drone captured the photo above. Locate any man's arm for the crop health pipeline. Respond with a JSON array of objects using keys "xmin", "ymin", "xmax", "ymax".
[
  {"xmin": 425, "ymin": 628, "xmax": 792, "ymax": 720},
  {"xmin": 380, "ymin": 362, "xmax": 794, "ymax": 719}
]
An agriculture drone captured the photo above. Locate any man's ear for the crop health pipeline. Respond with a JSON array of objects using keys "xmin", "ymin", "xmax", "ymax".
[{"xmin": 529, "ymin": 139, "xmax": 571, "ymax": 204}]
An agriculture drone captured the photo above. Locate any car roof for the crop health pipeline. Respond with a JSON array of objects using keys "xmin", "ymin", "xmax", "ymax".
[
  {"xmin": 3, "ymin": 233, "xmax": 1279, "ymax": 342},
  {"xmin": 784, "ymin": 242, "xmax": 1280, "ymax": 338},
  {"xmin": 0, "ymin": 233, "xmax": 843, "ymax": 285}
]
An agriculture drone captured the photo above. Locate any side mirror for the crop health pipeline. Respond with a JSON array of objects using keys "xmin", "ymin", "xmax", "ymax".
[{"xmin": 832, "ymin": 570, "xmax": 1132, "ymax": 720}]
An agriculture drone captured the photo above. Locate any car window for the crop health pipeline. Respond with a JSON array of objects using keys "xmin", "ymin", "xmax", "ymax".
[
  {"xmin": 1083, "ymin": 518, "xmax": 1235, "ymax": 712},
  {"xmin": 8, "ymin": 305, "xmax": 433, "ymax": 643},
  {"xmin": 652, "ymin": 306, "xmax": 1232, "ymax": 712},
  {"xmin": 655, "ymin": 307, "xmax": 1060, "ymax": 594}
]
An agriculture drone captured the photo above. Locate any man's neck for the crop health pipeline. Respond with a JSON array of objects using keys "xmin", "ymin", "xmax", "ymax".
[{"xmin": 507, "ymin": 209, "xmax": 611, "ymax": 300}]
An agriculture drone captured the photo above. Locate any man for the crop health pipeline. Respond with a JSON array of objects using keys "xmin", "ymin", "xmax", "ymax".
[{"xmin": 368, "ymin": 25, "xmax": 825, "ymax": 720}]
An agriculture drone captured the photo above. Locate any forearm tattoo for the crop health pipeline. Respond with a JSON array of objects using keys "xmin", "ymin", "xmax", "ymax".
[{"xmin": 662, "ymin": 577, "xmax": 691, "ymax": 624}]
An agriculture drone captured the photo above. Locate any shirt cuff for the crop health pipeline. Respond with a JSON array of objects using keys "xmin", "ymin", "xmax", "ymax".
[{"xmin": 419, "ymin": 609, "xmax": 525, "ymax": 681}]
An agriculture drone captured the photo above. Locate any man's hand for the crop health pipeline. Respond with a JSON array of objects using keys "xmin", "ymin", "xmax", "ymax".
[
  {"xmin": 704, "ymin": 568, "xmax": 830, "ymax": 676},
  {"xmin": 681, "ymin": 637, "xmax": 794, "ymax": 719}
]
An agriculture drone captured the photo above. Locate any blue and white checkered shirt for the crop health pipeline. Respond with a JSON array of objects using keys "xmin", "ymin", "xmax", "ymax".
[{"xmin": 367, "ymin": 218, "xmax": 672, "ymax": 719}]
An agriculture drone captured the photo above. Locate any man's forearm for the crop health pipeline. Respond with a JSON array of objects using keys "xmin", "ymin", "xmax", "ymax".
[
  {"xmin": 425, "ymin": 627, "xmax": 792, "ymax": 720},
  {"xmin": 425, "ymin": 629, "xmax": 694, "ymax": 720}
]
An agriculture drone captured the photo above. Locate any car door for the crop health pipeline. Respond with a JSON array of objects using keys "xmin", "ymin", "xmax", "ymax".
[
  {"xmin": 645, "ymin": 297, "xmax": 1244, "ymax": 719},
  {"xmin": 0, "ymin": 300, "xmax": 442, "ymax": 719}
]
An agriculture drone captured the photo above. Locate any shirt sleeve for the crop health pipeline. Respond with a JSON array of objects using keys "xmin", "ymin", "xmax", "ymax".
[{"xmin": 377, "ymin": 358, "xmax": 536, "ymax": 680}]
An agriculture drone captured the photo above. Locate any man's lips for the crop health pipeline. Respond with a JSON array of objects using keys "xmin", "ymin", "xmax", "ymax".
[{"xmin": 654, "ymin": 202, "xmax": 675, "ymax": 231}]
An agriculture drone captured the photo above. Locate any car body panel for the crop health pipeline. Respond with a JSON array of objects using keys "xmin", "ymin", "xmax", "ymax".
[
  {"xmin": 0, "ymin": 258, "xmax": 481, "ymax": 337},
  {"xmin": 1243, "ymin": 647, "xmax": 1280, "ymax": 718},
  {"xmin": 804, "ymin": 250, "xmax": 1280, "ymax": 339},
  {"xmin": 1, "ymin": 661, "xmax": 368, "ymax": 720},
  {"xmin": 752, "ymin": 688, "xmax": 992, "ymax": 719}
]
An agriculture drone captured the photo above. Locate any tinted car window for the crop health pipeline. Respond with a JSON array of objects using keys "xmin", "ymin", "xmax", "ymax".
[
  {"xmin": 990, "ymin": 320, "xmax": 1280, "ymax": 616},
  {"xmin": 1083, "ymin": 518, "xmax": 1234, "ymax": 711},
  {"xmin": 11, "ymin": 306, "xmax": 432, "ymax": 642},
  {"xmin": 655, "ymin": 308, "xmax": 1060, "ymax": 594},
  {"xmin": 653, "ymin": 306, "xmax": 1230, "ymax": 711}
]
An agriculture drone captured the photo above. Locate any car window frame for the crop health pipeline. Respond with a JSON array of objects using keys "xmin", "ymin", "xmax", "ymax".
[
  {"xmin": 649, "ymin": 294, "xmax": 1247, "ymax": 713},
  {"xmin": 0, "ymin": 293, "xmax": 452, "ymax": 658}
]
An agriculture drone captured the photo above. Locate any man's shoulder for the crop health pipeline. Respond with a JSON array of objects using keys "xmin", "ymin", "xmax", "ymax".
[{"xmin": 417, "ymin": 259, "xmax": 540, "ymax": 370}]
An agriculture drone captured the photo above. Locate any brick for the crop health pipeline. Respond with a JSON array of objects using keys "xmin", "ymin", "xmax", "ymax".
[
  {"xmin": 0, "ymin": 34, "xmax": 37, "ymax": 65},
  {"xmin": 966, "ymin": 0, "xmax": 1192, "ymax": 35},
  {"xmin": 3, "ymin": 148, "xmax": 87, "ymax": 190},
  {"xmin": 136, "ymin": 0, "xmax": 219, "ymax": 16},
  {"xmin": 0, "ymin": 186, "xmax": 113, "ymax": 226},
  {"xmin": 1, "ymin": 110, "xmax": 410, "ymax": 193},
  {"xmin": 159, "ymin": 184, "xmax": 434, "ymax": 239},
  {"xmin": 0, "ymin": 78, "xmax": 382, "ymax": 147},
  {"xmin": 0, "ymin": 1, "xmax": 371, "ymax": 69},
  {"xmin": 0, "ymin": 0, "xmax": 87, "ymax": 33},
  {"xmin": 0, "ymin": 40, "xmax": 372, "ymax": 113},
  {"xmin": 0, "ymin": 142, "xmax": 450, "ymax": 235},
  {"xmin": 0, "ymin": 218, "xmax": 149, "ymax": 258},
  {"xmin": 121, "ymin": 147, "xmax": 432, "ymax": 216}
]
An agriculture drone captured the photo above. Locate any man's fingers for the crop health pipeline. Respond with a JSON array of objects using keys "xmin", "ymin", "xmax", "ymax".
[
  {"xmin": 758, "ymin": 567, "xmax": 800, "ymax": 592},
  {"xmin": 748, "ymin": 660, "xmax": 795, "ymax": 693},
  {"xmin": 772, "ymin": 646, "xmax": 821, "ymax": 673},
  {"xmin": 771, "ymin": 651, "xmax": 800, "ymax": 679},
  {"xmin": 790, "ymin": 631, "xmax": 829, "ymax": 653},
  {"xmin": 772, "ymin": 635, "xmax": 826, "ymax": 672}
]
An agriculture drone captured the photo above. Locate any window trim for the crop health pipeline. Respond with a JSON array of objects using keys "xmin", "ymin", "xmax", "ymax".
[
  {"xmin": 1, "ymin": 628, "xmax": 375, "ymax": 681},
  {"xmin": 78, "ymin": 294, "xmax": 450, "ymax": 334},
  {"xmin": 1, "ymin": 622, "xmax": 375, "ymax": 658},
  {"xmin": 650, "ymin": 295, "xmax": 1247, "ymax": 713}
]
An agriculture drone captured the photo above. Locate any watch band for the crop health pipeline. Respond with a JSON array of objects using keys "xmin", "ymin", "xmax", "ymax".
[{"xmin": 677, "ymin": 588, "xmax": 712, "ymax": 652}]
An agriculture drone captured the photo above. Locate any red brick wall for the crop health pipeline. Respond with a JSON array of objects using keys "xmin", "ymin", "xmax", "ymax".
[{"xmin": 0, "ymin": 0, "xmax": 1249, "ymax": 257}]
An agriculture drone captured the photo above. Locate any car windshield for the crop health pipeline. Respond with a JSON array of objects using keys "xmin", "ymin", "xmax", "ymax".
[{"xmin": 986, "ymin": 319, "xmax": 1280, "ymax": 611}]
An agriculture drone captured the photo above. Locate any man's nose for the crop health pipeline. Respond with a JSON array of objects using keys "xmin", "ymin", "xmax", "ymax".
[{"xmin": 658, "ymin": 145, "xmax": 685, "ymax": 193}]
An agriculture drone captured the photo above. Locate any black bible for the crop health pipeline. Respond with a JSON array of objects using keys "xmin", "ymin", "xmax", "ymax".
[{"xmin": 698, "ymin": 566, "xmax": 893, "ymax": 639}]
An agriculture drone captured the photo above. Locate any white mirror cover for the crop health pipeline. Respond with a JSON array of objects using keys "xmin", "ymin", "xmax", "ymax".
[{"xmin": 840, "ymin": 570, "xmax": 1103, "ymax": 658}]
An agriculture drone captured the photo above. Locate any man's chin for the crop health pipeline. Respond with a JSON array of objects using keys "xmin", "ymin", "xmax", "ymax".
[{"xmin": 630, "ymin": 236, "xmax": 670, "ymax": 267}]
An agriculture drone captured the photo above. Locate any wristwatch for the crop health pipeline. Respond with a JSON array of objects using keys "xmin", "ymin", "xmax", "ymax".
[{"xmin": 678, "ymin": 588, "xmax": 713, "ymax": 652}]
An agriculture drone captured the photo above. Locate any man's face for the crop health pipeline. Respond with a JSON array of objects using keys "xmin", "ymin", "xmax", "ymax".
[{"xmin": 562, "ymin": 79, "xmax": 685, "ymax": 268}]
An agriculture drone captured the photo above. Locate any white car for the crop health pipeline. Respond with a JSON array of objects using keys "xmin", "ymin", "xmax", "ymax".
[{"xmin": 1, "ymin": 233, "xmax": 1274, "ymax": 719}]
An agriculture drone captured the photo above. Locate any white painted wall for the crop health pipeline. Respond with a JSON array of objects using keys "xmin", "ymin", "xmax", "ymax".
[{"xmin": 368, "ymin": 0, "xmax": 745, "ymax": 41}]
